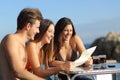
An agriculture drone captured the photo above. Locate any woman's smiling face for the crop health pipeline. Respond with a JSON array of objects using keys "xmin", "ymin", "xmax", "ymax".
[
  {"xmin": 42, "ymin": 24, "xmax": 54, "ymax": 44},
  {"xmin": 60, "ymin": 24, "xmax": 73, "ymax": 41}
]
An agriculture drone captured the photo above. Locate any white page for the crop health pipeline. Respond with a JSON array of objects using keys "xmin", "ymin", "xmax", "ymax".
[{"xmin": 74, "ymin": 46, "xmax": 97, "ymax": 67}]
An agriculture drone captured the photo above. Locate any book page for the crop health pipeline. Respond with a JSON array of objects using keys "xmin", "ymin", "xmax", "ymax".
[{"xmin": 74, "ymin": 46, "xmax": 97, "ymax": 67}]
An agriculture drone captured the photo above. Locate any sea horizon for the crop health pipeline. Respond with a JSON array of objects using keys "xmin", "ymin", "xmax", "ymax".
[{"xmin": 85, "ymin": 43, "xmax": 91, "ymax": 49}]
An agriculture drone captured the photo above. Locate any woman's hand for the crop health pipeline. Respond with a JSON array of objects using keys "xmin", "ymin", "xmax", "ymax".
[
  {"xmin": 85, "ymin": 57, "xmax": 93, "ymax": 67},
  {"xmin": 60, "ymin": 61, "xmax": 75, "ymax": 74},
  {"xmin": 69, "ymin": 62, "xmax": 75, "ymax": 71}
]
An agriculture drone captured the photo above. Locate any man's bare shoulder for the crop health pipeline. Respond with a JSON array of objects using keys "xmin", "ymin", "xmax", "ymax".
[
  {"xmin": 2, "ymin": 34, "xmax": 16, "ymax": 41},
  {"xmin": 0, "ymin": 34, "xmax": 21, "ymax": 50},
  {"xmin": 4, "ymin": 34, "xmax": 19, "ymax": 43},
  {"xmin": 7, "ymin": 34, "xmax": 18, "ymax": 40}
]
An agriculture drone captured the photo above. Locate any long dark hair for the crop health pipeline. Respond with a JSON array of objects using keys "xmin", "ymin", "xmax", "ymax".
[
  {"xmin": 54, "ymin": 17, "xmax": 76, "ymax": 58},
  {"xmin": 34, "ymin": 19, "xmax": 54, "ymax": 69}
]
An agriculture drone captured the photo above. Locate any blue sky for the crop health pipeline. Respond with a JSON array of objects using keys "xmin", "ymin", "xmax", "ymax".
[{"xmin": 0, "ymin": 0, "xmax": 120, "ymax": 44}]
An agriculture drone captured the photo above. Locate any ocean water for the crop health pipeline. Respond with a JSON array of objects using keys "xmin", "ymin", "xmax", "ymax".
[{"xmin": 84, "ymin": 43, "xmax": 91, "ymax": 49}]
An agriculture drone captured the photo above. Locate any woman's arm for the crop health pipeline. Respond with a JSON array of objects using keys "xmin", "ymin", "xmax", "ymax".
[
  {"xmin": 49, "ymin": 60, "xmax": 75, "ymax": 73},
  {"xmin": 72, "ymin": 35, "xmax": 93, "ymax": 66},
  {"xmin": 26, "ymin": 42, "xmax": 71, "ymax": 78},
  {"xmin": 72, "ymin": 35, "xmax": 86, "ymax": 54},
  {"xmin": 34, "ymin": 62, "xmax": 71, "ymax": 77},
  {"xmin": 49, "ymin": 60, "xmax": 65, "ymax": 67}
]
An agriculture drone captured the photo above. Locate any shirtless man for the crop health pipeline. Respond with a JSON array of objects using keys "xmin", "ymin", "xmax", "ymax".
[{"xmin": 0, "ymin": 8, "xmax": 44, "ymax": 80}]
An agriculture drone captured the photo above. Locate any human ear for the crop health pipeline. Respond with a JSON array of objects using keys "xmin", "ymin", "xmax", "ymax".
[{"xmin": 25, "ymin": 23, "xmax": 31, "ymax": 31}]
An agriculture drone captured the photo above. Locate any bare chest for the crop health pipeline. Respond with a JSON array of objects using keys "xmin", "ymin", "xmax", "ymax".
[{"xmin": 18, "ymin": 46, "xmax": 27, "ymax": 67}]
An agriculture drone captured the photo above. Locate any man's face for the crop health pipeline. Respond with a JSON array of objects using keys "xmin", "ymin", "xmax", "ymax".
[{"xmin": 28, "ymin": 20, "xmax": 40, "ymax": 40}]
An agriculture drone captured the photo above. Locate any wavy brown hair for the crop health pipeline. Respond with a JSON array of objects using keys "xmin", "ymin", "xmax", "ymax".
[{"xmin": 34, "ymin": 19, "xmax": 54, "ymax": 69}]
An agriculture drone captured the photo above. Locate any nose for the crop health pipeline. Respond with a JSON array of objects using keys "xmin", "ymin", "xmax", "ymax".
[
  {"xmin": 52, "ymin": 33, "xmax": 54, "ymax": 37},
  {"xmin": 50, "ymin": 32, "xmax": 54, "ymax": 38},
  {"xmin": 67, "ymin": 30, "xmax": 71, "ymax": 35}
]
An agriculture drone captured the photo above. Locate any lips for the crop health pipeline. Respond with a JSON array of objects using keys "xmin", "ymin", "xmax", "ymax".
[
  {"xmin": 48, "ymin": 37, "xmax": 52, "ymax": 41},
  {"xmin": 46, "ymin": 37, "xmax": 52, "ymax": 43}
]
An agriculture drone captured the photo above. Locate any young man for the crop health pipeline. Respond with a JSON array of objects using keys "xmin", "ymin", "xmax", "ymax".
[{"xmin": 0, "ymin": 8, "xmax": 44, "ymax": 80}]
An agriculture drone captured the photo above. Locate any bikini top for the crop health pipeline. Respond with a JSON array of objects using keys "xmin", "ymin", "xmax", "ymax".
[{"xmin": 56, "ymin": 49, "xmax": 79, "ymax": 61}]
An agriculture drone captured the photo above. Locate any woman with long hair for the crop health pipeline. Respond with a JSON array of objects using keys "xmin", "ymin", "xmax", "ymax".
[
  {"xmin": 26, "ymin": 19, "xmax": 71, "ymax": 79},
  {"xmin": 50, "ymin": 17, "xmax": 93, "ymax": 80}
]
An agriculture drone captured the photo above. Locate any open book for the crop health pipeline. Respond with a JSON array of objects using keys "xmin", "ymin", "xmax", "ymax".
[{"xmin": 74, "ymin": 46, "xmax": 97, "ymax": 67}]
